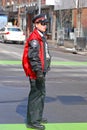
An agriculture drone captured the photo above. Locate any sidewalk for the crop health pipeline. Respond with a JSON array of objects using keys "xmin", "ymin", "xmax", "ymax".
[{"xmin": 48, "ymin": 39, "xmax": 87, "ymax": 56}]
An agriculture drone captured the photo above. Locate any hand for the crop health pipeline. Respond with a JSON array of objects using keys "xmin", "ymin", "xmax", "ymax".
[{"xmin": 36, "ymin": 71, "xmax": 44, "ymax": 82}]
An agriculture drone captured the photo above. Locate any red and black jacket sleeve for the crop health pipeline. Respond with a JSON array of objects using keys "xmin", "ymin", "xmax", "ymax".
[{"xmin": 28, "ymin": 40, "xmax": 42, "ymax": 72}]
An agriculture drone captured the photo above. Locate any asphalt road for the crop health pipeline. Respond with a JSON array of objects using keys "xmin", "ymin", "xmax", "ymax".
[{"xmin": 0, "ymin": 42, "xmax": 87, "ymax": 124}]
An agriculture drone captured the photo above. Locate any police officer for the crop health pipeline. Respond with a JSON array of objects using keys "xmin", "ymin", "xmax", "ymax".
[{"xmin": 25, "ymin": 13, "xmax": 51, "ymax": 130}]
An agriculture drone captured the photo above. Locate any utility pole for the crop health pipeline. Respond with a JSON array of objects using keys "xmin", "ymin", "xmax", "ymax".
[
  {"xmin": 76, "ymin": 0, "xmax": 82, "ymax": 37},
  {"xmin": 18, "ymin": 0, "xmax": 20, "ymax": 26},
  {"xmin": 52, "ymin": 12, "xmax": 56, "ymax": 41},
  {"xmin": 38, "ymin": 0, "xmax": 41, "ymax": 14}
]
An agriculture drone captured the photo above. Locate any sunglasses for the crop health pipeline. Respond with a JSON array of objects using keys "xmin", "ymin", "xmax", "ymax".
[
  {"xmin": 36, "ymin": 22, "xmax": 47, "ymax": 26},
  {"xmin": 40, "ymin": 22, "xmax": 47, "ymax": 26}
]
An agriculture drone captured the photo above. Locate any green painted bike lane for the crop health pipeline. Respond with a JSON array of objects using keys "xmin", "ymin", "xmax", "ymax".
[
  {"xmin": 0, "ymin": 60, "xmax": 87, "ymax": 129},
  {"xmin": 0, "ymin": 123, "xmax": 87, "ymax": 130},
  {"xmin": 0, "ymin": 60, "xmax": 87, "ymax": 66}
]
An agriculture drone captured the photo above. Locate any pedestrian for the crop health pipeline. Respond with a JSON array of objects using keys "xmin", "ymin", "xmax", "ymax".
[{"xmin": 23, "ymin": 13, "xmax": 51, "ymax": 130}]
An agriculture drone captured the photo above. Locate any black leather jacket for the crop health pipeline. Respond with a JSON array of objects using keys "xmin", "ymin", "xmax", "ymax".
[{"xmin": 28, "ymin": 39, "xmax": 51, "ymax": 73}]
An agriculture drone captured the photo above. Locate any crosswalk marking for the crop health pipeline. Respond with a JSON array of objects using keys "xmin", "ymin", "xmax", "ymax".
[{"xmin": 0, "ymin": 50, "xmax": 22, "ymax": 58}]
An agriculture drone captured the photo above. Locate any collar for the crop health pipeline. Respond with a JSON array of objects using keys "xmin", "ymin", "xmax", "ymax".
[{"xmin": 37, "ymin": 30, "xmax": 44, "ymax": 37}]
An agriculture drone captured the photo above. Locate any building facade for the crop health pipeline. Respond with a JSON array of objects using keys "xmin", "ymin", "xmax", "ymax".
[{"xmin": 1, "ymin": 0, "xmax": 87, "ymax": 39}]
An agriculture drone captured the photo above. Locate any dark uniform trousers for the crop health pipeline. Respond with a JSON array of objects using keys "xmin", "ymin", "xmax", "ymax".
[{"xmin": 27, "ymin": 76, "xmax": 46, "ymax": 124}]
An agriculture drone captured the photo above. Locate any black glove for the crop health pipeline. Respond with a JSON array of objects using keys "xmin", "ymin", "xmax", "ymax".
[
  {"xmin": 36, "ymin": 71, "xmax": 44, "ymax": 82},
  {"xmin": 47, "ymin": 59, "xmax": 51, "ymax": 71}
]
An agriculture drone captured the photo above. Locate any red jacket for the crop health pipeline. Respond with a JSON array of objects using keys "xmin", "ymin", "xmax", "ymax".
[{"xmin": 22, "ymin": 29, "xmax": 45, "ymax": 79}]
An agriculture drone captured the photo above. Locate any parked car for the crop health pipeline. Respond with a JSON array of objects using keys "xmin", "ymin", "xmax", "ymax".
[{"xmin": 0, "ymin": 25, "xmax": 26, "ymax": 44}]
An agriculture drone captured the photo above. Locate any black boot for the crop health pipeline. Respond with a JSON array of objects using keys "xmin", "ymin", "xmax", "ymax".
[
  {"xmin": 26, "ymin": 122, "xmax": 45, "ymax": 130},
  {"xmin": 39, "ymin": 118, "xmax": 48, "ymax": 123}
]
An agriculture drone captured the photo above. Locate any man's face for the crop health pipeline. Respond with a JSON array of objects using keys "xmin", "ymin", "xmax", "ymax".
[{"xmin": 35, "ymin": 22, "xmax": 47, "ymax": 32}]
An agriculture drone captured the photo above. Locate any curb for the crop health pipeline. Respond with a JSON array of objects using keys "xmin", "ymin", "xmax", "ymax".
[
  {"xmin": 48, "ymin": 40, "xmax": 87, "ymax": 56},
  {"xmin": 54, "ymin": 46, "xmax": 87, "ymax": 55}
]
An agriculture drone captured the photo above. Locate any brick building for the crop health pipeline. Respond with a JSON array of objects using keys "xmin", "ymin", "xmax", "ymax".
[{"xmin": 73, "ymin": 8, "xmax": 87, "ymax": 36}]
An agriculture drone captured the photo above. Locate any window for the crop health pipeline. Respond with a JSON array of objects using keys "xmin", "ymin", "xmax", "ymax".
[
  {"xmin": 8, "ymin": 28, "xmax": 21, "ymax": 31},
  {"xmin": 0, "ymin": 27, "xmax": 5, "ymax": 31}
]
